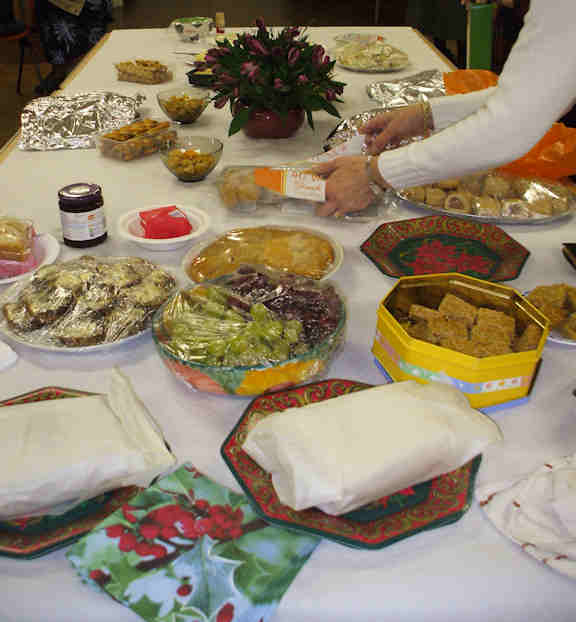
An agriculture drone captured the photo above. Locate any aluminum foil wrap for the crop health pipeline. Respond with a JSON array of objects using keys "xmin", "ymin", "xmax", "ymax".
[
  {"xmin": 324, "ymin": 108, "xmax": 427, "ymax": 153},
  {"xmin": 325, "ymin": 70, "xmax": 446, "ymax": 151},
  {"xmin": 19, "ymin": 92, "xmax": 145, "ymax": 151},
  {"xmin": 366, "ymin": 69, "xmax": 446, "ymax": 106}
]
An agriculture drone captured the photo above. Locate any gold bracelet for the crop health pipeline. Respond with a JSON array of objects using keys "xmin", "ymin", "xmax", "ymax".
[{"xmin": 419, "ymin": 101, "xmax": 434, "ymax": 135}]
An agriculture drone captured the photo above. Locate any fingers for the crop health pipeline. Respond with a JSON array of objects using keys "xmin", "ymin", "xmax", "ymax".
[
  {"xmin": 361, "ymin": 112, "xmax": 392, "ymax": 132},
  {"xmin": 310, "ymin": 159, "xmax": 341, "ymax": 177},
  {"xmin": 315, "ymin": 199, "xmax": 340, "ymax": 218}
]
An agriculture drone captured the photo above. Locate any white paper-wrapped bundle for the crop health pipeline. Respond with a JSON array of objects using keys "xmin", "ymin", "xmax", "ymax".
[
  {"xmin": 0, "ymin": 369, "xmax": 176, "ymax": 519},
  {"xmin": 243, "ymin": 381, "xmax": 502, "ymax": 515}
]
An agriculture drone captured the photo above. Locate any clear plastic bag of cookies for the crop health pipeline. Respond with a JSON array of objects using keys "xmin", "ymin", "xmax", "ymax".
[
  {"xmin": 393, "ymin": 170, "xmax": 576, "ymax": 223},
  {"xmin": 215, "ymin": 165, "xmax": 382, "ymax": 221}
]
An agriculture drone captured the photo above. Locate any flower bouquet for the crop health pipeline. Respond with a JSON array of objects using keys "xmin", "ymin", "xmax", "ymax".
[{"xmin": 192, "ymin": 19, "xmax": 346, "ymax": 136}]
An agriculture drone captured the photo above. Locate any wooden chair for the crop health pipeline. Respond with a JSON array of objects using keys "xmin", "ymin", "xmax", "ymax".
[{"xmin": 1, "ymin": 0, "xmax": 43, "ymax": 94}]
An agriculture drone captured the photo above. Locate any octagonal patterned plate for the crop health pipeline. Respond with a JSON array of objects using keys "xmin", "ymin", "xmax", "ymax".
[
  {"xmin": 221, "ymin": 378, "xmax": 481, "ymax": 549},
  {"xmin": 360, "ymin": 215, "xmax": 529, "ymax": 282},
  {"xmin": 0, "ymin": 387, "xmax": 139, "ymax": 558}
]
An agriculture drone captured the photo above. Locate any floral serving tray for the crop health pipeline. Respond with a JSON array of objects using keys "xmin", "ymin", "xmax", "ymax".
[
  {"xmin": 361, "ymin": 215, "xmax": 530, "ymax": 281},
  {"xmin": 0, "ymin": 386, "xmax": 139, "ymax": 559},
  {"xmin": 221, "ymin": 378, "xmax": 481, "ymax": 549}
]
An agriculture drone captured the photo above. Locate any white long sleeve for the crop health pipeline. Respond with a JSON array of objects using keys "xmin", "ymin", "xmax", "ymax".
[{"xmin": 378, "ymin": 0, "xmax": 576, "ymax": 189}]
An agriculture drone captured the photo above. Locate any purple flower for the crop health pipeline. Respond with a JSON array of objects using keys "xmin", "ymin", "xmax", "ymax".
[
  {"xmin": 214, "ymin": 96, "xmax": 229, "ymax": 109},
  {"xmin": 274, "ymin": 78, "xmax": 284, "ymax": 89},
  {"xmin": 297, "ymin": 74, "xmax": 309, "ymax": 84},
  {"xmin": 240, "ymin": 61, "xmax": 260, "ymax": 81},
  {"xmin": 218, "ymin": 72, "xmax": 237, "ymax": 84},
  {"xmin": 325, "ymin": 89, "xmax": 336, "ymax": 101},
  {"xmin": 246, "ymin": 35, "xmax": 269, "ymax": 55},
  {"xmin": 287, "ymin": 47, "xmax": 300, "ymax": 65},
  {"xmin": 312, "ymin": 45, "xmax": 326, "ymax": 67},
  {"xmin": 255, "ymin": 17, "xmax": 266, "ymax": 31},
  {"xmin": 204, "ymin": 54, "xmax": 219, "ymax": 64}
]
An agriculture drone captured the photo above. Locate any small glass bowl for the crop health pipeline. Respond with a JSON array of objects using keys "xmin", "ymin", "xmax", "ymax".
[
  {"xmin": 160, "ymin": 136, "xmax": 223, "ymax": 182},
  {"xmin": 157, "ymin": 86, "xmax": 211, "ymax": 124}
]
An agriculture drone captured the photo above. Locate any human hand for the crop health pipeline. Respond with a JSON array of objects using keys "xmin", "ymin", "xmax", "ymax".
[
  {"xmin": 360, "ymin": 103, "xmax": 429, "ymax": 155},
  {"xmin": 311, "ymin": 156, "xmax": 378, "ymax": 218}
]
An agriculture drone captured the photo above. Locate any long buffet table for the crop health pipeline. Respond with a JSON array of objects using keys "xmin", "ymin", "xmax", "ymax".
[{"xmin": 1, "ymin": 25, "xmax": 575, "ymax": 622}]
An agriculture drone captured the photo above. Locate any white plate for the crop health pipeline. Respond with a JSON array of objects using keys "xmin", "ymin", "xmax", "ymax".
[
  {"xmin": 0, "ymin": 322, "xmax": 150, "ymax": 353},
  {"xmin": 0, "ymin": 233, "xmax": 60, "ymax": 286},
  {"xmin": 336, "ymin": 59, "xmax": 410, "ymax": 73},
  {"xmin": 117, "ymin": 204, "xmax": 211, "ymax": 252},
  {"xmin": 0, "ymin": 261, "xmax": 178, "ymax": 353},
  {"xmin": 181, "ymin": 225, "xmax": 344, "ymax": 284},
  {"xmin": 547, "ymin": 331, "xmax": 576, "ymax": 346}
]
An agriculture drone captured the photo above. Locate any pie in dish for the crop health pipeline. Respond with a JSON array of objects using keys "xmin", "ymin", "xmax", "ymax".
[{"xmin": 185, "ymin": 226, "xmax": 336, "ymax": 282}]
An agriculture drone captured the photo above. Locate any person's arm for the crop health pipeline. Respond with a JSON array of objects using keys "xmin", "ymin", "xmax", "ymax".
[{"xmin": 378, "ymin": 0, "xmax": 576, "ymax": 189}]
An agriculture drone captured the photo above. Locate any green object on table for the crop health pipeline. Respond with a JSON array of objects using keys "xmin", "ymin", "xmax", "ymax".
[
  {"xmin": 67, "ymin": 464, "xmax": 320, "ymax": 622},
  {"xmin": 467, "ymin": 2, "xmax": 496, "ymax": 70}
]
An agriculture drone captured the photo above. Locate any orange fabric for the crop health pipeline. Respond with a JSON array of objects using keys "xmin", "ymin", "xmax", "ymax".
[
  {"xmin": 443, "ymin": 70, "xmax": 499, "ymax": 95},
  {"xmin": 442, "ymin": 70, "xmax": 576, "ymax": 179}
]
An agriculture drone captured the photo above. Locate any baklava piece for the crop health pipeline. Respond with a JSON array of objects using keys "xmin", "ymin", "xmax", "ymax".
[
  {"xmin": 23, "ymin": 288, "xmax": 74, "ymax": 325},
  {"xmin": 56, "ymin": 319, "xmax": 106, "ymax": 347},
  {"xmin": 3, "ymin": 301, "xmax": 41, "ymax": 332}
]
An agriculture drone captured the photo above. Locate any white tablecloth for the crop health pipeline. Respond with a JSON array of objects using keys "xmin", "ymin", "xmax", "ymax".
[{"xmin": 1, "ymin": 26, "xmax": 575, "ymax": 622}]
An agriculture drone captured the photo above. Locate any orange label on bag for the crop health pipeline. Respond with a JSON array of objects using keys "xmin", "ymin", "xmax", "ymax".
[{"xmin": 253, "ymin": 168, "xmax": 326, "ymax": 201}]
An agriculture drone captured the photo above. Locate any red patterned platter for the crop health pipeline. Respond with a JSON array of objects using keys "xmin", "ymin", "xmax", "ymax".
[
  {"xmin": 0, "ymin": 387, "xmax": 139, "ymax": 559},
  {"xmin": 221, "ymin": 378, "xmax": 481, "ymax": 549},
  {"xmin": 360, "ymin": 215, "xmax": 529, "ymax": 282}
]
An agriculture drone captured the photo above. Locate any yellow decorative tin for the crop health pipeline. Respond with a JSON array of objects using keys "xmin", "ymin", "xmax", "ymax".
[{"xmin": 372, "ymin": 273, "xmax": 549, "ymax": 409}]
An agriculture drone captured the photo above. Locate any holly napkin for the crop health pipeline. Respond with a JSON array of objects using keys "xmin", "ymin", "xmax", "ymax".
[{"xmin": 67, "ymin": 464, "xmax": 320, "ymax": 622}]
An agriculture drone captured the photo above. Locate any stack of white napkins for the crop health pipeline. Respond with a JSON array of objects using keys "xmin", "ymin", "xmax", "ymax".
[
  {"xmin": 476, "ymin": 456, "xmax": 576, "ymax": 579},
  {"xmin": 0, "ymin": 369, "xmax": 175, "ymax": 520},
  {"xmin": 243, "ymin": 381, "xmax": 502, "ymax": 515}
]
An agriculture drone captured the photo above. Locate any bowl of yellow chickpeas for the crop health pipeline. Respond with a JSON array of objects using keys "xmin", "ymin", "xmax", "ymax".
[
  {"xmin": 157, "ymin": 86, "xmax": 211, "ymax": 124},
  {"xmin": 160, "ymin": 135, "xmax": 223, "ymax": 182}
]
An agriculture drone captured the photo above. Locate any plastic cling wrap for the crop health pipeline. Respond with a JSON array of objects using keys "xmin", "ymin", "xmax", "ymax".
[
  {"xmin": 0, "ymin": 256, "xmax": 176, "ymax": 349},
  {"xmin": 215, "ymin": 165, "xmax": 381, "ymax": 221},
  {"xmin": 392, "ymin": 170, "xmax": 576, "ymax": 224},
  {"xmin": 153, "ymin": 266, "xmax": 346, "ymax": 395}
]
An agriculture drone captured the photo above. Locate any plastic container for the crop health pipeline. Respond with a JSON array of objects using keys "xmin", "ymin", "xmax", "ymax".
[
  {"xmin": 372, "ymin": 273, "xmax": 549, "ymax": 409},
  {"xmin": 117, "ymin": 204, "xmax": 211, "ymax": 251},
  {"xmin": 97, "ymin": 119, "xmax": 177, "ymax": 161},
  {"xmin": 58, "ymin": 183, "xmax": 107, "ymax": 248}
]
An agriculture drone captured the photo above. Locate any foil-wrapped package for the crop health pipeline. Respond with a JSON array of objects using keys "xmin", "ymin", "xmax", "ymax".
[
  {"xmin": 366, "ymin": 69, "xmax": 446, "ymax": 106},
  {"xmin": 324, "ymin": 108, "xmax": 427, "ymax": 153},
  {"xmin": 19, "ymin": 92, "xmax": 145, "ymax": 151}
]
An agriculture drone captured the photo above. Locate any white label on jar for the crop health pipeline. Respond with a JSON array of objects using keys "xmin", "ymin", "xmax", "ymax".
[{"xmin": 60, "ymin": 207, "xmax": 107, "ymax": 241}]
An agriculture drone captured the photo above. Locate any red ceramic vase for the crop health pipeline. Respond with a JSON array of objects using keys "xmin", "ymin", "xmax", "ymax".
[{"xmin": 241, "ymin": 108, "xmax": 305, "ymax": 139}]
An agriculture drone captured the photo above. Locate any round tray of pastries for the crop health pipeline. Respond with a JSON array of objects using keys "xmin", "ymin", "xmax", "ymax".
[
  {"xmin": 396, "ymin": 171, "xmax": 576, "ymax": 224},
  {"xmin": 0, "ymin": 255, "xmax": 176, "ymax": 352}
]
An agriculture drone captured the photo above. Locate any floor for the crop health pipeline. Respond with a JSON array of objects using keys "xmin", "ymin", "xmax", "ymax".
[{"xmin": 0, "ymin": 0, "xmax": 409, "ymax": 149}]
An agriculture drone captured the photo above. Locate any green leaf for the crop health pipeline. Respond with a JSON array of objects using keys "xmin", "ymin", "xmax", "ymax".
[
  {"xmin": 228, "ymin": 107, "xmax": 251, "ymax": 136},
  {"xmin": 131, "ymin": 594, "xmax": 162, "ymax": 620},
  {"xmin": 320, "ymin": 99, "xmax": 341, "ymax": 118},
  {"xmin": 175, "ymin": 536, "xmax": 242, "ymax": 617}
]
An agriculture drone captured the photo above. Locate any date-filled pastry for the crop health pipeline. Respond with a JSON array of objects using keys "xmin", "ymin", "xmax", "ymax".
[
  {"xmin": 501, "ymin": 199, "xmax": 532, "ymax": 218},
  {"xmin": 425, "ymin": 187, "xmax": 446, "ymax": 207},
  {"xmin": 444, "ymin": 192, "xmax": 473, "ymax": 214}
]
